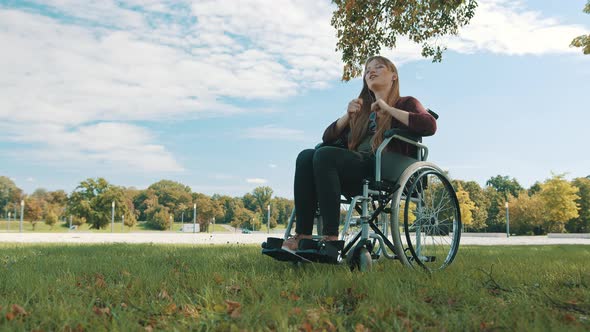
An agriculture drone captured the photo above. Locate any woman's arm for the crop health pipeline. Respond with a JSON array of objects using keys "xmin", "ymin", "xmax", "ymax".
[{"xmin": 373, "ymin": 97, "xmax": 436, "ymax": 136}]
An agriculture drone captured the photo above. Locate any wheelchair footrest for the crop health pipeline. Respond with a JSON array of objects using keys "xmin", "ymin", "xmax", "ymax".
[
  {"xmin": 261, "ymin": 237, "xmax": 311, "ymax": 263},
  {"xmin": 295, "ymin": 239, "xmax": 344, "ymax": 264}
]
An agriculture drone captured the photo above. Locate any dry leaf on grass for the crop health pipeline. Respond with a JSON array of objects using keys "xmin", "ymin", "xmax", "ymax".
[
  {"xmin": 158, "ymin": 290, "xmax": 171, "ymax": 301},
  {"xmin": 225, "ymin": 300, "xmax": 241, "ymax": 319},
  {"xmin": 94, "ymin": 274, "xmax": 106, "ymax": 288},
  {"xmin": 92, "ymin": 306, "xmax": 111, "ymax": 317}
]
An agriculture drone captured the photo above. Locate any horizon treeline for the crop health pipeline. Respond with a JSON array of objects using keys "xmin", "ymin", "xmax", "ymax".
[{"xmin": 1, "ymin": 173, "xmax": 589, "ymax": 234}]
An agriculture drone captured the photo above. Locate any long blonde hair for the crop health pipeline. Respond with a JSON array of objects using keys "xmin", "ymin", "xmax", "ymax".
[{"xmin": 348, "ymin": 56, "xmax": 400, "ymax": 152}]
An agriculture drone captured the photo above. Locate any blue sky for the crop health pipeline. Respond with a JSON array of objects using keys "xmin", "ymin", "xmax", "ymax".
[{"xmin": 0, "ymin": 0, "xmax": 589, "ymax": 198}]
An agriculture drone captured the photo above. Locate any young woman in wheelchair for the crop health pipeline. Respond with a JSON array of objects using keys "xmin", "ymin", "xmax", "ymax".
[{"xmin": 284, "ymin": 55, "xmax": 437, "ymax": 255}]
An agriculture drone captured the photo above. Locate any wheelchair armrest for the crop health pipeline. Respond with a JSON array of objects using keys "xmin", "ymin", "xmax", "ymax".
[
  {"xmin": 384, "ymin": 128, "xmax": 422, "ymax": 142},
  {"xmin": 375, "ymin": 132, "xmax": 429, "ymax": 182}
]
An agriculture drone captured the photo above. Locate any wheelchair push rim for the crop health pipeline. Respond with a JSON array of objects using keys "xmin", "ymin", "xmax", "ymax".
[{"xmin": 391, "ymin": 162, "xmax": 461, "ymax": 271}]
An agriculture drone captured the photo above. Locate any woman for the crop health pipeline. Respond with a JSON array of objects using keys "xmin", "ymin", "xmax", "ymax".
[{"xmin": 284, "ymin": 55, "xmax": 437, "ymax": 252}]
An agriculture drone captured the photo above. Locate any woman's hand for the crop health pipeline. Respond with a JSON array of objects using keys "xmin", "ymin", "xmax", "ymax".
[
  {"xmin": 347, "ymin": 98, "xmax": 363, "ymax": 118},
  {"xmin": 371, "ymin": 99, "xmax": 392, "ymax": 116}
]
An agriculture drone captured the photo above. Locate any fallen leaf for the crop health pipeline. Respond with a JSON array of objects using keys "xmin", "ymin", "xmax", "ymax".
[
  {"xmin": 213, "ymin": 274, "xmax": 224, "ymax": 285},
  {"xmin": 120, "ymin": 303, "xmax": 128, "ymax": 309},
  {"xmin": 355, "ymin": 323, "xmax": 370, "ymax": 332},
  {"xmin": 424, "ymin": 297, "xmax": 433, "ymax": 303},
  {"xmin": 94, "ymin": 274, "xmax": 106, "ymax": 288},
  {"xmin": 480, "ymin": 321, "xmax": 494, "ymax": 331},
  {"xmin": 564, "ymin": 314, "xmax": 576, "ymax": 322},
  {"xmin": 5, "ymin": 312, "xmax": 15, "ymax": 321},
  {"xmin": 289, "ymin": 292, "xmax": 300, "ymax": 301},
  {"xmin": 92, "ymin": 306, "xmax": 111, "ymax": 316},
  {"xmin": 163, "ymin": 303, "xmax": 177, "ymax": 315},
  {"xmin": 300, "ymin": 321, "xmax": 313, "ymax": 332},
  {"xmin": 289, "ymin": 307, "xmax": 302, "ymax": 316},
  {"xmin": 11, "ymin": 304, "xmax": 27, "ymax": 316},
  {"xmin": 225, "ymin": 300, "xmax": 241, "ymax": 319},
  {"xmin": 306, "ymin": 309, "xmax": 321, "ymax": 324},
  {"xmin": 182, "ymin": 304, "xmax": 200, "ymax": 319},
  {"xmin": 158, "ymin": 290, "xmax": 171, "ymax": 301}
]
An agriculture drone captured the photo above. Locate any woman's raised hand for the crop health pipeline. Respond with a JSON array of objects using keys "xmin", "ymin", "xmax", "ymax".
[
  {"xmin": 347, "ymin": 98, "xmax": 363, "ymax": 118},
  {"xmin": 371, "ymin": 99, "xmax": 391, "ymax": 115}
]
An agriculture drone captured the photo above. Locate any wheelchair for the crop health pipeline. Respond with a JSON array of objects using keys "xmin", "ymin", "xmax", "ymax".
[{"xmin": 267, "ymin": 110, "xmax": 461, "ymax": 272}]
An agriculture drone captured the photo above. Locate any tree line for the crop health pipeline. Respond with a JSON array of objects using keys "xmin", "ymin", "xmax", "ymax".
[
  {"xmin": 0, "ymin": 176, "xmax": 292, "ymax": 232},
  {"xmin": 1, "ymin": 173, "xmax": 589, "ymax": 234}
]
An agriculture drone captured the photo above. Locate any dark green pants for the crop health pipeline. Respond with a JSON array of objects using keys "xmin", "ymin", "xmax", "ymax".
[{"xmin": 294, "ymin": 147, "xmax": 373, "ymax": 236}]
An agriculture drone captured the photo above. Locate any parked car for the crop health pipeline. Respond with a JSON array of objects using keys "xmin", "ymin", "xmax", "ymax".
[{"xmin": 241, "ymin": 228, "xmax": 252, "ymax": 234}]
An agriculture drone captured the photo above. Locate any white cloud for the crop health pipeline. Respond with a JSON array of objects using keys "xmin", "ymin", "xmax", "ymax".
[
  {"xmin": 26, "ymin": 177, "xmax": 35, "ymax": 182},
  {"xmin": 246, "ymin": 178, "xmax": 267, "ymax": 184},
  {"xmin": 242, "ymin": 125, "xmax": 309, "ymax": 141},
  {"xmin": 0, "ymin": 0, "xmax": 587, "ymax": 174},
  {"xmin": 3, "ymin": 122, "xmax": 183, "ymax": 172},
  {"xmin": 449, "ymin": 0, "xmax": 589, "ymax": 55}
]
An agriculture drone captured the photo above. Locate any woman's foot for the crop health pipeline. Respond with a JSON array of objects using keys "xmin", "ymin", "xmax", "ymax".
[{"xmin": 282, "ymin": 234, "xmax": 312, "ymax": 251}]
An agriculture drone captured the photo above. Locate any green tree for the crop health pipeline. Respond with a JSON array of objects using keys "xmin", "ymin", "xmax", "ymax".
[
  {"xmin": 331, "ymin": 0, "xmax": 478, "ymax": 80},
  {"xmin": 0, "ymin": 176, "xmax": 23, "ymax": 217},
  {"xmin": 271, "ymin": 197, "xmax": 295, "ymax": 226},
  {"xmin": 193, "ymin": 193, "xmax": 222, "ymax": 232},
  {"xmin": 484, "ymin": 186, "xmax": 504, "ymax": 232},
  {"xmin": 566, "ymin": 177, "xmax": 590, "ymax": 233},
  {"xmin": 571, "ymin": 1, "xmax": 590, "ymax": 54},
  {"xmin": 453, "ymin": 180, "xmax": 488, "ymax": 230},
  {"xmin": 67, "ymin": 178, "xmax": 133, "ymax": 229},
  {"xmin": 148, "ymin": 180, "xmax": 192, "ymax": 220},
  {"xmin": 455, "ymin": 184, "xmax": 476, "ymax": 231},
  {"xmin": 507, "ymin": 191, "xmax": 545, "ymax": 235},
  {"xmin": 24, "ymin": 196, "xmax": 43, "ymax": 230},
  {"xmin": 251, "ymin": 186, "xmax": 274, "ymax": 228},
  {"xmin": 486, "ymin": 175, "xmax": 523, "ymax": 199},
  {"xmin": 538, "ymin": 174, "xmax": 580, "ymax": 233},
  {"xmin": 528, "ymin": 181, "xmax": 542, "ymax": 196},
  {"xmin": 146, "ymin": 205, "xmax": 171, "ymax": 230},
  {"xmin": 242, "ymin": 193, "xmax": 258, "ymax": 212},
  {"xmin": 133, "ymin": 189, "xmax": 158, "ymax": 221},
  {"xmin": 44, "ymin": 210, "xmax": 58, "ymax": 229}
]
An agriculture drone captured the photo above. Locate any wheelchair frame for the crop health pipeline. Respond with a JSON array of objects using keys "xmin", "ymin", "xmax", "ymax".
[{"xmin": 283, "ymin": 110, "xmax": 462, "ymax": 272}]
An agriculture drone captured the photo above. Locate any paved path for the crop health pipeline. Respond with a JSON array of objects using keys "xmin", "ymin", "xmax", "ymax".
[{"xmin": 0, "ymin": 232, "xmax": 589, "ymax": 245}]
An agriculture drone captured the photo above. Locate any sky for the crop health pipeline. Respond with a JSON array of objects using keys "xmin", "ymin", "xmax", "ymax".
[{"xmin": 0, "ymin": 0, "xmax": 589, "ymax": 199}]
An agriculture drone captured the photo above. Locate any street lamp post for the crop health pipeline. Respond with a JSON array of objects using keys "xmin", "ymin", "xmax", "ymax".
[
  {"xmin": 7, "ymin": 212, "xmax": 10, "ymax": 231},
  {"xmin": 69, "ymin": 215, "xmax": 72, "ymax": 230},
  {"xmin": 505, "ymin": 201, "xmax": 510, "ymax": 238},
  {"xmin": 122, "ymin": 215, "xmax": 125, "ymax": 232},
  {"xmin": 212, "ymin": 217, "xmax": 215, "ymax": 233},
  {"xmin": 267, "ymin": 204, "xmax": 270, "ymax": 234},
  {"xmin": 19, "ymin": 200, "xmax": 24, "ymax": 233},
  {"xmin": 181, "ymin": 211, "xmax": 184, "ymax": 231},
  {"xmin": 111, "ymin": 201, "xmax": 115, "ymax": 233},
  {"xmin": 169, "ymin": 215, "xmax": 173, "ymax": 231},
  {"xmin": 193, "ymin": 203, "xmax": 196, "ymax": 233}
]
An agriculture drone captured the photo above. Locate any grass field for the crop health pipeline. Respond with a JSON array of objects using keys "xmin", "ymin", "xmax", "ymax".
[{"xmin": 0, "ymin": 244, "xmax": 589, "ymax": 331}]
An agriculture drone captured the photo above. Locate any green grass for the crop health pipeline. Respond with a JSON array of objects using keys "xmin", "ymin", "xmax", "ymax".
[
  {"xmin": 0, "ymin": 245, "xmax": 589, "ymax": 331},
  {"xmin": 0, "ymin": 220, "xmax": 233, "ymax": 233}
]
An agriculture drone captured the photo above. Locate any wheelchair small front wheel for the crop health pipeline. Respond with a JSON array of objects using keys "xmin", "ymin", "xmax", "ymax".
[{"xmin": 358, "ymin": 248, "xmax": 372, "ymax": 272}]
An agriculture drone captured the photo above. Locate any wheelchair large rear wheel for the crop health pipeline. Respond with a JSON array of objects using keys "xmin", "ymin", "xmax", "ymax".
[{"xmin": 391, "ymin": 162, "xmax": 461, "ymax": 271}]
